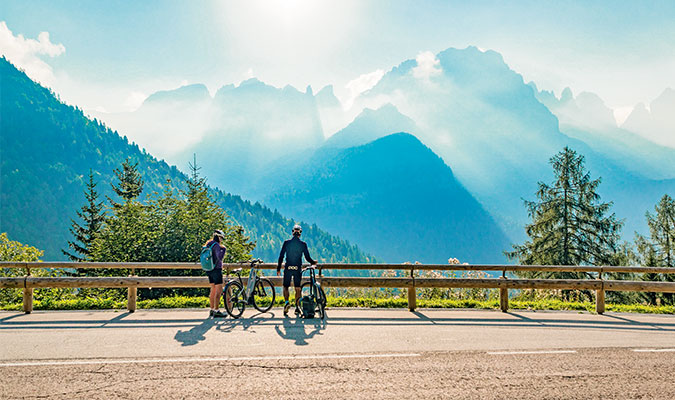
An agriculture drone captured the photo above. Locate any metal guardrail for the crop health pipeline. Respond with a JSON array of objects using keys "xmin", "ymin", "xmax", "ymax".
[{"xmin": 1, "ymin": 262, "xmax": 674, "ymax": 314}]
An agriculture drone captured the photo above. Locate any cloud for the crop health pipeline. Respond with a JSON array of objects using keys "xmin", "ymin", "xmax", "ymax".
[
  {"xmin": 412, "ymin": 51, "xmax": 442, "ymax": 80},
  {"xmin": 343, "ymin": 69, "xmax": 384, "ymax": 110},
  {"xmin": 122, "ymin": 91, "xmax": 148, "ymax": 112},
  {"xmin": 0, "ymin": 21, "xmax": 65, "ymax": 86}
]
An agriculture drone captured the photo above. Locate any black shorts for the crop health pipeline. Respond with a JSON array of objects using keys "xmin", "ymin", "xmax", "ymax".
[
  {"xmin": 283, "ymin": 265, "xmax": 302, "ymax": 288},
  {"xmin": 206, "ymin": 268, "xmax": 223, "ymax": 285}
]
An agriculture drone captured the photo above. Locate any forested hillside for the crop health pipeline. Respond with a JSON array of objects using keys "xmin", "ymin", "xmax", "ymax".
[{"xmin": 0, "ymin": 57, "xmax": 375, "ymax": 264}]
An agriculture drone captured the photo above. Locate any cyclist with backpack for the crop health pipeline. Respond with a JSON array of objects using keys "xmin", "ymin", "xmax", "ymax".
[
  {"xmin": 277, "ymin": 224, "xmax": 317, "ymax": 316},
  {"xmin": 202, "ymin": 229, "xmax": 227, "ymax": 318}
]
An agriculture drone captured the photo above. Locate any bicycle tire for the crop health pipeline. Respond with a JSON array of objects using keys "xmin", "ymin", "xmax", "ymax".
[
  {"xmin": 317, "ymin": 285, "xmax": 327, "ymax": 308},
  {"xmin": 316, "ymin": 285, "xmax": 326, "ymax": 319},
  {"xmin": 252, "ymin": 278, "xmax": 275, "ymax": 313},
  {"xmin": 224, "ymin": 280, "xmax": 245, "ymax": 319}
]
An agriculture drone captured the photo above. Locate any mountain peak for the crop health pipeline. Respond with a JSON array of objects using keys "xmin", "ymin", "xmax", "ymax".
[
  {"xmin": 323, "ymin": 103, "xmax": 417, "ymax": 149},
  {"xmin": 143, "ymin": 83, "xmax": 210, "ymax": 105},
  {"xmin": 316, "ymin": 84, "xmax": 341, "ymax": 109}
]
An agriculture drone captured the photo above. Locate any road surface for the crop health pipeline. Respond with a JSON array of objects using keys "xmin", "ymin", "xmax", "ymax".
[{"xmin": 1, "ymin": 308, "xmax": 674, "ymax": 399}]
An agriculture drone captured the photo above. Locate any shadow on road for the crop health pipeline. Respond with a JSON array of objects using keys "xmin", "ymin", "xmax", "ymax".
[
  {"xmin": 216, "ymin": 310, "xmax": 275, "ymax": 334},
  {"xmin": 274, "ymin": 316, "xmax": 326, "ymax": 345},
  {"xmin": 1, "ymin": 310, "xmax": 673, "ymax": 333},
  {"xmin": 174, "ymin": 318, "xmax": 217, "ymax": 346}
]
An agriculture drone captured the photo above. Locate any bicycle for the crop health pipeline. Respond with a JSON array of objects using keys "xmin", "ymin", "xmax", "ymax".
[
  {"xmin": 223, "ymin": 259, "xmax": 276, "ymax": 319},
  {"xmin": 299, "ymin": 265, "xmax": 327, "ymax": 319}
]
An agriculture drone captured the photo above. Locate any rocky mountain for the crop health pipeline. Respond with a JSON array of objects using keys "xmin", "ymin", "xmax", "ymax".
[
  {"xmin": 533, "ymin": 85, "xmax": 675, "ymax": 181},
  {"xmin": 621, "ymin": 88, "xmax": 675, "ymax": 149}
]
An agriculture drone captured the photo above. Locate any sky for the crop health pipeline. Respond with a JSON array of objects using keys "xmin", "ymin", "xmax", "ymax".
[{"xmin": 2, "ymin": 0, "xmax": 675, "ymax": 119}]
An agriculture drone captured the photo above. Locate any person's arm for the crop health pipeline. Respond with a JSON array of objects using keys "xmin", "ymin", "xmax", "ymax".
[
  {"xmin": 277, "ymin": 242, "xmax": 287, "ymax": 273},
  {"xmin": 303, "ymin": 242, "xmax": 317, "ymax": 265}
]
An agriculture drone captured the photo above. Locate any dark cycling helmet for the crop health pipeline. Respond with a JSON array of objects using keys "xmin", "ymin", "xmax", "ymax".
[
  {"xmin": 214, "ymin": 229, "xmax": 225, "ymax": 238},
  {"xmin": 292, "ymin": 224, "xmax": 302, "ymax": 235}
]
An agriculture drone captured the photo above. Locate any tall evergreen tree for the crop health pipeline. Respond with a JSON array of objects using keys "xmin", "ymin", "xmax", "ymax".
[
  {"xmin": 635, "ymin": 194, "xmax": 675, "ymax": 304},
  {"xmin": 111, "ymin": 158, "xmax": 144, "ymax": 203},
  {"xmin": 506, "ymin": 147, "xmax": 622, "ymax": 276},
  {"xmin": 62, "ymin": 170, "xmax": 105, "ymax": 261}
]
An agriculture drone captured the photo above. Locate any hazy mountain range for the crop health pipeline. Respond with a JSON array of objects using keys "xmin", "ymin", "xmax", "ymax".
[
  {"xmin": 94, "ymin": 46, "xmax": 674, "ymax": 252},
  {"xmin": 4, "ymin": 44, "xmax": 674, "ymax": 264},
  {"xmin": 0, "ymin": 57, "xmax": 375, "ymax": 265}
]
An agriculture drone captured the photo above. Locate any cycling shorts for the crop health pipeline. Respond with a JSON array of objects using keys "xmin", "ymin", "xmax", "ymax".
[
  {"xmin": 206, "ymin": 268, "xmax": 223, "ymax": 285},
  {"xmin": 283, "ymin": 265, "xmax": 302, "ymax": 288}
]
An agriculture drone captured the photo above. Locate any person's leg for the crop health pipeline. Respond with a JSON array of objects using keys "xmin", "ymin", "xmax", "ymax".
[
  {"xmin": 294, "ymin": 287, "xmax": 302, "ymax": 308},
  {"xmin": 209, "ymin": 283, "xmax": 216, "ymax": 310},
  {"xmin": 293, "ymin": 270, "xmax": 302, "ymax": 312},
  {"xmin": 283, "ymin": 286, "xmax": 290, "ymax": 302},
  {"xmin": 214, "ymin": 284, "xmax": 223, "ymax": 310}
]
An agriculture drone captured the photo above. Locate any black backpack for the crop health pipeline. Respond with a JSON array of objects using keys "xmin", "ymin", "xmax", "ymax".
[{"xmin": 300, "ymin": 295, "xmax": 315, "ymax": 319}]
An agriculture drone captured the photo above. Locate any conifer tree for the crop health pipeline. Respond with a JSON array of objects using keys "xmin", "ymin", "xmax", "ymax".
[
  {"xmin": 635, "ymin": 194, "xmax": 675, "ymax": 304},
  {"xmin": 63, "ymin": 170, "xmax": 105, "ymax": 261},
  {"xmin": 506, "ymin": 147, "xmax": 622, "ymax": 277},
  {"xmin": 111, "ymin": 158, "xmax": 143, "ymax": 203}
]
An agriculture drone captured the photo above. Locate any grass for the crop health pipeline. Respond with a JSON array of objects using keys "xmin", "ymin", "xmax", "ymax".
[{"xmin": 1, "ymin": 296, "xmax": 674, "ymax": 314}]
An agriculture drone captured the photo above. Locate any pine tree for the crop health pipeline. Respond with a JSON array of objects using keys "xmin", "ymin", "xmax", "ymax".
[
  {"xmin": 62, "ymin": 170, "xmax": 105, "ymax": 261},
  {"xmin": 635, "ymin": 194, "xmax": 675, "ymax": 304},
  {"xmin": 111, "ymin": 158, "xmax": 143, "ymax": 203},
  {"xmin": 506, "ymin": 147, "xmax": 623, "ymax": 276}
]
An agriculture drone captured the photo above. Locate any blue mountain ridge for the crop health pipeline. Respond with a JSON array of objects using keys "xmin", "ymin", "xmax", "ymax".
[{"xmin": 266, "ymin": 132, "xmax": 511, "ymax": 264}]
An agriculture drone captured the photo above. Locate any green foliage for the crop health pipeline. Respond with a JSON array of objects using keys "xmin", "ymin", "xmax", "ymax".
[
  {"xmin": 84, "ymin": 158, "xmax": 255, "ymax": 299},
  {"xmin": 507, "ymin": 147, "xmax": 622, "ymax": 270},
  {"xmin": 111, "ymin": 159, "xmax": 144, "ymax": 202},
  {"xmin": 0, "ymin": 232, "xmax": 43, "ymax": 262},
  {"xmin": 4, "ymin": 295, "xmax": 673, "ymax": 314},
  {"xmin": 0, "ymin": 233, "xmax": 76, "ymax": 305},
  {"xmin": 63, "ymin": 170, "xmax": 106, "ymax": 261},
  {"xmin": 635, "ymin": 194, "xmax": 675, "ymax": 304},
  {"xmin": 506, "ymin": 147, "xmax": 624, "ymax": 302}
]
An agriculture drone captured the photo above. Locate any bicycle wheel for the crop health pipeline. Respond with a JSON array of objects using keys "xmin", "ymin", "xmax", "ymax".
[
  {"xmin": 316, "ymin": 285, "xmax": 326, "ymax": 319},
  {"xmin": 224, "ymin": 280, "xmax": 245, "ymax": 319},
  {"xmin": 252, "ymin": 278, "xmax": 275, "ymax": 313},
  {"xmin": 317, "ymin": 285, "xmax": 327, "ymax": 308}
]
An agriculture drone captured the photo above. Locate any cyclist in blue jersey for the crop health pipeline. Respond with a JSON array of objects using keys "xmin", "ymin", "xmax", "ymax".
[{"xmin": 277, "ymin": 224, "xmax": 317, "ymax": 315}]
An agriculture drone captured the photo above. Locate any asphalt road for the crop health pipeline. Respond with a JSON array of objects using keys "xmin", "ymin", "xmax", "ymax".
[{"xmin": 1, "ymin": 308, "xmax": 674, "ymax": 399}]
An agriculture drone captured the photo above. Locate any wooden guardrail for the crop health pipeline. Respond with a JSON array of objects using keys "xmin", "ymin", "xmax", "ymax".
[{"xmin": 1, "ymin": 262, "xmax": 674, "ymax": 315}]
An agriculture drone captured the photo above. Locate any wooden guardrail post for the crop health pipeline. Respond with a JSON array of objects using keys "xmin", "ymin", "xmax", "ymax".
[
  {"xmin": 23, "ymin": 266, "xmax": 33, "ymax": 314},
  {"xmin": 127, "ymin": 286, "xmax": 137, "ymax": 312},
  {"xmin": 499, "ymin": 270, "xmax": 508, "ymax": 312},
  {"xmin": 127, "ymin": 269, "xmax": 137, "ymax": 313},
  {"xmin": 23, "ymin": 287, "xmax": 33, "ymax": 314},
  {"xmin": 408, "ymin": 267, "xmax": 417, "ymax": 311},
  {"xmin": 595, "ymin": 269, "xmax": 605, "ymax": 314}
]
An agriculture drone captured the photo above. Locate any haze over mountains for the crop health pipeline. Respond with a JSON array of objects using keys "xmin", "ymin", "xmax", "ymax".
[
  {"xmin": 0, "ymin": 58, "xmax": 375, "ymax": 265},
  {"xmin": 5, "ymin": 44, "xmax": 674, "ymax": 264},
  {"xmin": 94, "ymin": 46, "xmax": 674, "ymax": 252}
]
